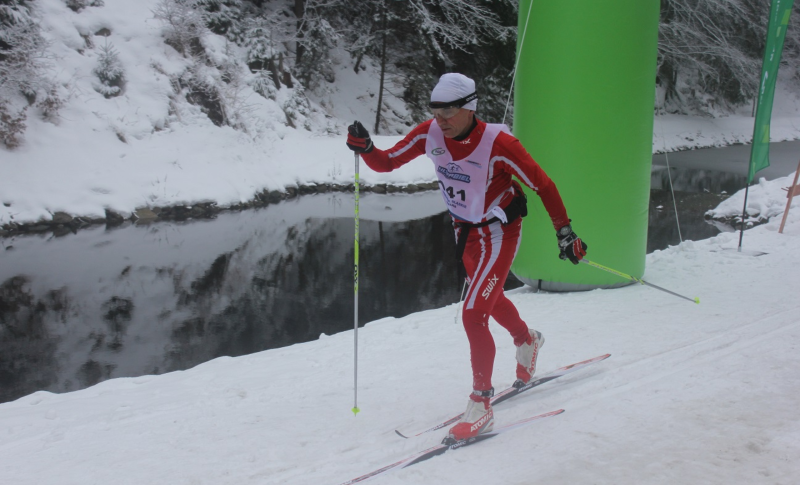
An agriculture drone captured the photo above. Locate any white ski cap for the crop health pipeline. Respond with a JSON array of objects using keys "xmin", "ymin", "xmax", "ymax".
[{"xmin": 430, "ymin": 73, "xmax": 477, "ymax": 111}]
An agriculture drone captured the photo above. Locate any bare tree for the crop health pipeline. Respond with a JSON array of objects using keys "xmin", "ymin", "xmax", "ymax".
[
  {"xmin": 152, "ymin": 0, "xmax": 208, "ymax": 57},
  {"xmin": 1, "ymin": 0, "xmax": 52, "ymax": 148},
  {"xmin": 657, "ymin": 0, "xmax": 799, "ymax": 112},
  {"xmin": 408, "ymin": 0, "xmax": 512, "ymax": 60},
  {"xmin": 0, "ymin": 4, "xmax": 48, "ymax": 100}
]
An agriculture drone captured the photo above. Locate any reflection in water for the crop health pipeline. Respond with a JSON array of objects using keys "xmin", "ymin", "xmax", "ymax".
[
  {"xmin": 651, "ymin": 166, "xmax": 746, "ymax": 194},
  {"xmin": 165, "ymin": 215, "xmax": 464, "ymax": 371},
  {"xmin": 0, "ymin": 276, "xmax": 61, "ymax": 398},
  {"xmin": 651, "ymin": 139, "xmax": 800, "ymax": 181},
  {"xmin": 648, "ymin": 166, "xmax": 741, "ymax": 252},
  {"xmin": 0, "ymin": 165, "xmax": 743, "ymax": 402},
  {"xmin": 0, "ymin": 194, "xmax": 465, "ymax": 403},
  {"xmin": 648, "ymin": 190, "xmax": 733, "ymax": 253}
]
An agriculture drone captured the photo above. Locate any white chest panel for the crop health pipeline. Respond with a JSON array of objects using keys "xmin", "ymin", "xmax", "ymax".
[{"xmin": 425, "ymin": 122, "xmax": 509, "ymax": 222}]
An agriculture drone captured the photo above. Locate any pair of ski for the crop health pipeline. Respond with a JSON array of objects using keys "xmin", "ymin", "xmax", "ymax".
[{"xmin": 336, "ymin": 353, "xmax": 610, "ymax": 485}]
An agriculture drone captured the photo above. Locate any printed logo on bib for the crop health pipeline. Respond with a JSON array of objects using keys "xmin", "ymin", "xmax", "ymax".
[
  {"xmin": 437, "ymin": 163, "xmax": 471, "ymax": 183},
  {"xmin": 431, "ymin": 148, "xmax": 446, "ymax": 156}
]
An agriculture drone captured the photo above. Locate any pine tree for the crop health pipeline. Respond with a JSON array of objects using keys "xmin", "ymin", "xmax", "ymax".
[
  {"xmin": 93, "ymin": 41, "xmax": 125, "ymax": 98},
  {"xmin": 243, "ymin": 16, "xmax": 292, "ymax": 94},
  {"xmin": 194, "ymin": 0, "xmax": 244, "ymax": 39},
  {"xmin": 292, "ymin": 0, "xmax": 342, "ymax": 90}
]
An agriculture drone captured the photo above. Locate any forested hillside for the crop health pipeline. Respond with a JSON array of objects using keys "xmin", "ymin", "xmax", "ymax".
[{"xmin": 1, "ymin": 0, "xmax": 799, "ymax": 147}]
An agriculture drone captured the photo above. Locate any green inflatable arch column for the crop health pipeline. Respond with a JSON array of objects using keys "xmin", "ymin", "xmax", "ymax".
[{"xmin": 511, "ymin": 0, "xmax": 660, "ymax": 291}]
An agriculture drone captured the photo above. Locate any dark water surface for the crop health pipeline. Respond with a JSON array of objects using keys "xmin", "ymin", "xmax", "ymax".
[
  {"xmin": 2, "ymin": 141, "xmax": 797, "ymax": 403},
  {"xmin": 652, "ymin": 139, "xmax": 800, "ymax": 180}
]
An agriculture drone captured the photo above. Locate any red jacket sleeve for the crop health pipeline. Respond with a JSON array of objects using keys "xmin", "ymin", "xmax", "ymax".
[
  {"xmin": 492, "ymin": 132, "xmax": 570, "ymax": 230},
  {"xmin": 360, "ymin": 120, "xmax": 433, "ymax": 172}
]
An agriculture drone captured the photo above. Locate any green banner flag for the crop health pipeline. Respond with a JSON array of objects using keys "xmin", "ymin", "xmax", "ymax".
[{"xmin": 748, "ymin": 0, "xmax": 795, "ymax": 183}]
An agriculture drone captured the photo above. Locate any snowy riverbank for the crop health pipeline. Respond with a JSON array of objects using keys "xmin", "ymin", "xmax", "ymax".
[
  {"xmin": 3, "ymin": 107, "xmax": 799, "ymax": 231},
  {"xmin": 2, "ymin": 0, "xmax": 800, "ymax": 229}
]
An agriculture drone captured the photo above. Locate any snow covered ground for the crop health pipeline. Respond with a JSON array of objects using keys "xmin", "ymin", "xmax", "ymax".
[
  {"xmin": 1, "ymin": 175, "xmax": 799, "ymax": 484},
  {"xmin": 708, "ymin": 171, "xmax": 800, "ymax": 225}
]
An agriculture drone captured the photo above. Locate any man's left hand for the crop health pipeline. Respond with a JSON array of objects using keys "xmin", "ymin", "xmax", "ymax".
[{"xmin": 557, "ymin": 225, "xmax": 587, "ymax": 264}]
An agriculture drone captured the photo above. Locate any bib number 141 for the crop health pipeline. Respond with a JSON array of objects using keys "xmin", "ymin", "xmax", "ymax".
[{"xmin": 439, "ymin": 181, "xmax": 466, "ymax": 201}]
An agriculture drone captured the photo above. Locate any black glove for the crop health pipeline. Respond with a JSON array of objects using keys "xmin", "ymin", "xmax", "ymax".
[
  {"xmin": 346, "ymin": 120, "xmax": 373, "ymax": 153},
  {"xmin": 557, "ymin": 224, "xmax": 587, "ymax": 264}
]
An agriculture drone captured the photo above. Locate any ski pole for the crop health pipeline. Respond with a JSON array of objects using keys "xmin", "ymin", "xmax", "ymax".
[
  {"xmin": 352, "ymin": 152, "xmax": 361, "ymax": 416},
  {"xmin": 580, "ymin": 258, "xmax": 700, "ymax": 304}
]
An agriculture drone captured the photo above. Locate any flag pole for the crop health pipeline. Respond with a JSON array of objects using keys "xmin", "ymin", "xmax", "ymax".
[
  {"xmin": 740, "ymin": 0, "xmax": 795, "ymax": 250},
  {"xmin": 737, "ymin": 185, "xmax": 750, "ymax": 252}
]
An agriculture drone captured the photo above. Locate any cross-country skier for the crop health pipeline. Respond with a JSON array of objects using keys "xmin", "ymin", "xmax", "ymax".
[{"xmin": 345, "ymin": 73, "xmax": 587, "ymax": 442}]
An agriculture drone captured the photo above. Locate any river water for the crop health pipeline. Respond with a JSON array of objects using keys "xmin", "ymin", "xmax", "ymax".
[{"xmin": 1, "ymin": 141, "xmax": 798, "ymax": 403}]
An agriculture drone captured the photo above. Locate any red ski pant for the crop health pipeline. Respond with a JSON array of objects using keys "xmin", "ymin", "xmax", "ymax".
[{"xmin": 458, "ymin": 218, "xmax": 530, "ymax": 392}]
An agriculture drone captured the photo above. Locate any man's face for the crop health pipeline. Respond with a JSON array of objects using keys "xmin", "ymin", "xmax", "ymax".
[{"xmin": 434, "ymin": 108, "xmax": 474, "ymax": 138}]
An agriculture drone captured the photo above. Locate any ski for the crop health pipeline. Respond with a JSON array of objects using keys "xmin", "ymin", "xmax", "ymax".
[
  {"xmin": 395, "ymin": 353, "xmax": 610, "ymax": 439},
  {"xmin": 336, "ymin": 409, "xmax": 564, "ymax": 485}
]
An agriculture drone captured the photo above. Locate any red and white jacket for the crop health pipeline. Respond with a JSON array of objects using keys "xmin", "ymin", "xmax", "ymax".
[{"xmin": 361, "ymin": 118, "xmax": 570, "ymax": 230}]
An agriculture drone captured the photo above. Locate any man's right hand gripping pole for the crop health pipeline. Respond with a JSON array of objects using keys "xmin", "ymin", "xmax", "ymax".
[{"xmin": 346, "ymin": 121, "xmax": 374, "ymax": 154}]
